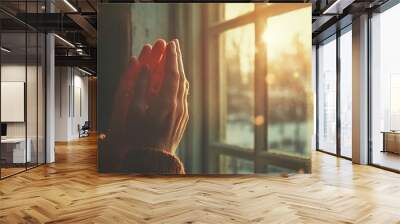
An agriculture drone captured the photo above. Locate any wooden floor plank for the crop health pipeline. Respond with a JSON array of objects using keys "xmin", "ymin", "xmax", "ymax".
[{"xmin": 0, "ymin": 136, "xmax": 400, "ymax": 223}]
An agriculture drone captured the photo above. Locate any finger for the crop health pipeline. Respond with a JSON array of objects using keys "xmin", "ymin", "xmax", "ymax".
[
  {"xmin": 149, "ymin": 39, "xmax": 166, "ymax": 96},
  {"xmin": 172, "ymin": 79, "xmax": 186, "ymax": 143},
  {"xmin": 173, "ymin": 39, "xmax": 186, "ymax": 80},
  {"xmin": 177, "ymin": 85, "xmax": 189, "ymax": 142},
  {"xmin": 178, "ymin": 115, "xmax": 189, "ymax": 144},
  {"xmin": 158, "ymin": 41, "xmax": 179, "ymax": 107},
  {"xmin": 132, "ymin": 65, "xmax": 151, "ymax": 112},
  {"xmin": 151, "ymin": 52, "xmax": 166, "ymax": 96},
  {"xmin": 111, "ymin": 56, "xmax": 140, "ymax": 129},
  {"xmin": 121, "ymin": 56, "xmax": 140, "ymax": 95},
  {"xmin": 173, "ymin": 39, "xmax": 186, "ymax": 118},
  {"xmin": 150, "ymin": 39, "xmax": 166, "ymax": 69},
  {"xmin": 139, "ymin": 44, "xmax": 152, "ymax": 66}
]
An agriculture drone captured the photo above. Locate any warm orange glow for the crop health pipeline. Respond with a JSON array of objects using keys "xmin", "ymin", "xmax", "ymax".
[
  {"xmin": 254, "ymin": 115, "xmax": 265, "ymax": 126},
  {"xmin": 262, "ymin": 7, "xmax": 311, "ymax": 60},
  {"xmin": 224, "ymin": 3, "xmax": 254, "ymax": 20},
  {"xmin": 221, "ymin": 3, "xmax": 313, "ymax": 156}
]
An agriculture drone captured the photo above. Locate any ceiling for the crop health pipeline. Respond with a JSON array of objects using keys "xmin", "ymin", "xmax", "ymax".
[
  {"xmin": 311, "ymin": 0, "xmax": 390, "ymax": 43},
  {"xmin": 1, "ymin": 0, "xmax": 397, "ymax": 73},
  {"xmin": 0, "ymin": 0, "xmax": 97, "ymax": 74}
]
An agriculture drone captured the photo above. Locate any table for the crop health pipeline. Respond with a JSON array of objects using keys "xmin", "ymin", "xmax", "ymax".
[
  {"xmin": 1, "ymin": 138, "xmax": 31, "ymax": 164},
  {"xmin": 381, "ymin": 131, "xmax": 400, "ymax": 154}
]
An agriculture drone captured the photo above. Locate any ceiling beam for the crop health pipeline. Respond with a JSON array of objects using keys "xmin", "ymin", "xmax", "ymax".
[
  {"xmin": 55, "ymin": 55, "xmax": 96, "ymax": 70},
  {"xmin": 67, "ymin": 13, "xmax": 97, "ymax": 39}
]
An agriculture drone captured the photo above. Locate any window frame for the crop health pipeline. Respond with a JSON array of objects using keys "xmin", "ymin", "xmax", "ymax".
[
  {"xmin": 368, "ymin": 2, "xmax": 400, "ymax": 173},
  {"xmin": 315, "ymin": 24, "xmax": 353, "ymax": 160},
  {"xmin": 205, "ymin": 3, "xmax": 311, "ymax": 173},
  {"xmin": 0, "ymin": 1, "xmax": 47, "ymax": 180}
]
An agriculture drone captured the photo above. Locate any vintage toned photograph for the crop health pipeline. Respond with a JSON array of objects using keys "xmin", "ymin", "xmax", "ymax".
[{"xmin": 98, "ymin": 3, "xmax": 313, "ymax": 174}]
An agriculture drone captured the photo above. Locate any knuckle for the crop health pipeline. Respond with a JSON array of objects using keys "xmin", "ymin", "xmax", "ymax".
[
  {"xmin": 171, "ymin": 51, "xmax": 178, "ymax": 59},
  {"xmin": 173, "ymin": 71, "xmax": 180, "ymax": 80},
  {"xmin": 176, "ymin": 107, "xmax": 183, "ymax": 116},
  {"xmin": 172, "ymin": 100, "xmax": 178, "ymax": 110}
]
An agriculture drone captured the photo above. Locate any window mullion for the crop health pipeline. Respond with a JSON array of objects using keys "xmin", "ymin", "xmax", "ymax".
[
  {"xmin": 336, "ymin": 30, "xmax": 341, "ymax": 157},
  {"xmin": 254, "ymin": 7, "xmax": 267, "ymax": 173}
]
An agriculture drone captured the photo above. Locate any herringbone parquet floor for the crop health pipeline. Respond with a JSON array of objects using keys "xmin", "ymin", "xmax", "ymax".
[{"xmin": 1, "ymin": 136, "xmax": 400, "ymax": 224}]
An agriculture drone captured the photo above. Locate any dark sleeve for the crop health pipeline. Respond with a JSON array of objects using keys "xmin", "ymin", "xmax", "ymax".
[{"xmin": 121, "ymin": 148, "xmax": 185, "ymax": 174}]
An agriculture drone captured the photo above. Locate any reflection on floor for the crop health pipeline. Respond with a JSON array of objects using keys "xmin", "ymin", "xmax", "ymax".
[
  {"xmin": 0, "ymin": 136, "xmax": 400, "ymax": 223},
  {"xmin": 373, "ymin": 150, "xmax": 400, "ymax": 171},
  {"xmin": 0, "ymin": 167, "xmax": 25, "ymax": 177},
  {"xmin": 0, "ymin": 163, "xmax": 43, "ymax": 178}
]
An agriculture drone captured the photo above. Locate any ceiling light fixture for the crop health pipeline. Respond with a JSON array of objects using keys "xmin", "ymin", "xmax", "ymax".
[
  {"xmin": 323, "ymin": 0, "xmax": 355, "ymax": 15},
  {"xmin": 1, "ymin": 47, "xmax": 11, "ymax": 53},
  {"xmin": 63, "ymin": 0, "xmax": 78, "ymax": 12},
  {"xmin": 54, "ymin": 34, "xmax": 75, "ymax": 48},
  {"xmin": 78, "ymin": 67, "xmax": 93, "ymax": 76}
]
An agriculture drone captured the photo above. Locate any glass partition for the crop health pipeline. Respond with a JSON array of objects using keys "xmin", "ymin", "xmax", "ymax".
[
  {"xmin": 317, "ymin": 36, "xmax": 337, "ymax": 154},
  {"xmin": 1, "ymin": 31, "xmax": 28, "ymax": 177},
  {"xmin": 0, "ymin": 1, "xmax": 46, "ymax": 179}
]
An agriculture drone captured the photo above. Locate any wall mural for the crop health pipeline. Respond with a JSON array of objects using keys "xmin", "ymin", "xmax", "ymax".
[{"xmin": 98, "ymin": 3, "xmax": 313, "ymax": 174}]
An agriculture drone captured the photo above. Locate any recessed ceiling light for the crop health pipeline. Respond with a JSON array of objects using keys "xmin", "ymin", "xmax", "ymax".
[
  {"xmin": 1, "ymin": 47, "xmax": 11, "ymax": 53},
  {"xmin": 78, "ymin": 67, "xmax": 93, "ymax": 76},
  {"xmin": 63, "ymin": 0, "xmax": 78, "ymax": 12},
  {"xmin": 323, "ymin": 0, "xmax": 354, "ymax": 15},
  {"xmin": 54, "ymin": 34, "xmax": 75, "ymax": 48}
]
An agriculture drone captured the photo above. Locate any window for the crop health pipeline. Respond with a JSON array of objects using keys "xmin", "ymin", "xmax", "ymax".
[
  {"xmin": 317, "ymin": 36, "xmax": 337, "ymax": 154},
  {"xmin": 265, "ymin": 7, "xmax": 312, "ymax": 158},
  {"xmin": 339, "ymin": 28, "xmax": 352, "ymax": 158},
  {"xmin": 224, "ymin": 3, "xmax": 254, "ymax": 20},
  {"xmin": 315, "ymin": 26, "xmax": 353, "ymax": 159},
  {"xmin": 219, "ymin": 154, "xmax": 254, "ymax": 174},
  {"xmin": 370, "ymin": 3, "xmax": 400, "ymax": 171},
  {"xmin": 220, "ymin": 24, "xmax": 255, "ymax": 149},
  {"xmin": 207, "ymin": 3, "xmax": 312, "ymax": 173}
]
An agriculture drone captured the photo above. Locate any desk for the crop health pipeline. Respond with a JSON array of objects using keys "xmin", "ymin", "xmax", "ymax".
[
  {"xmin": 1, "ymin": 138, "xmax": 31, "ymax": 163},
  {"xmin": 382, "ymin": 131, "xmax": 400, "ymax": 155}
]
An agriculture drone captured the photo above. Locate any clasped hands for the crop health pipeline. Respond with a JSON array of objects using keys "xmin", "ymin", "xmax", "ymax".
[{"xmin": 109, "ymin": 39, "xmax": 189, "ymax": 166}]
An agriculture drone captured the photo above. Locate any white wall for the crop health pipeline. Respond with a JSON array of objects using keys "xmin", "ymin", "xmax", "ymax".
[
  {"xmin": 55, "ymin": 67, "xmax": 69, "ymax": 141},
  {"xmin": 1, "ymin": 65, "xmax": 27, "ymax": 141},
  {"xmin": 1, "ymin": 64, "xmax": 46, "ymax": 164},
  {"xmin": 1, "ymin": 65, "xmax": 39, "ymax": 137},
  {"xmin": 55, "ymin": 67, "xmax": 89, "ymax": 141}
]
